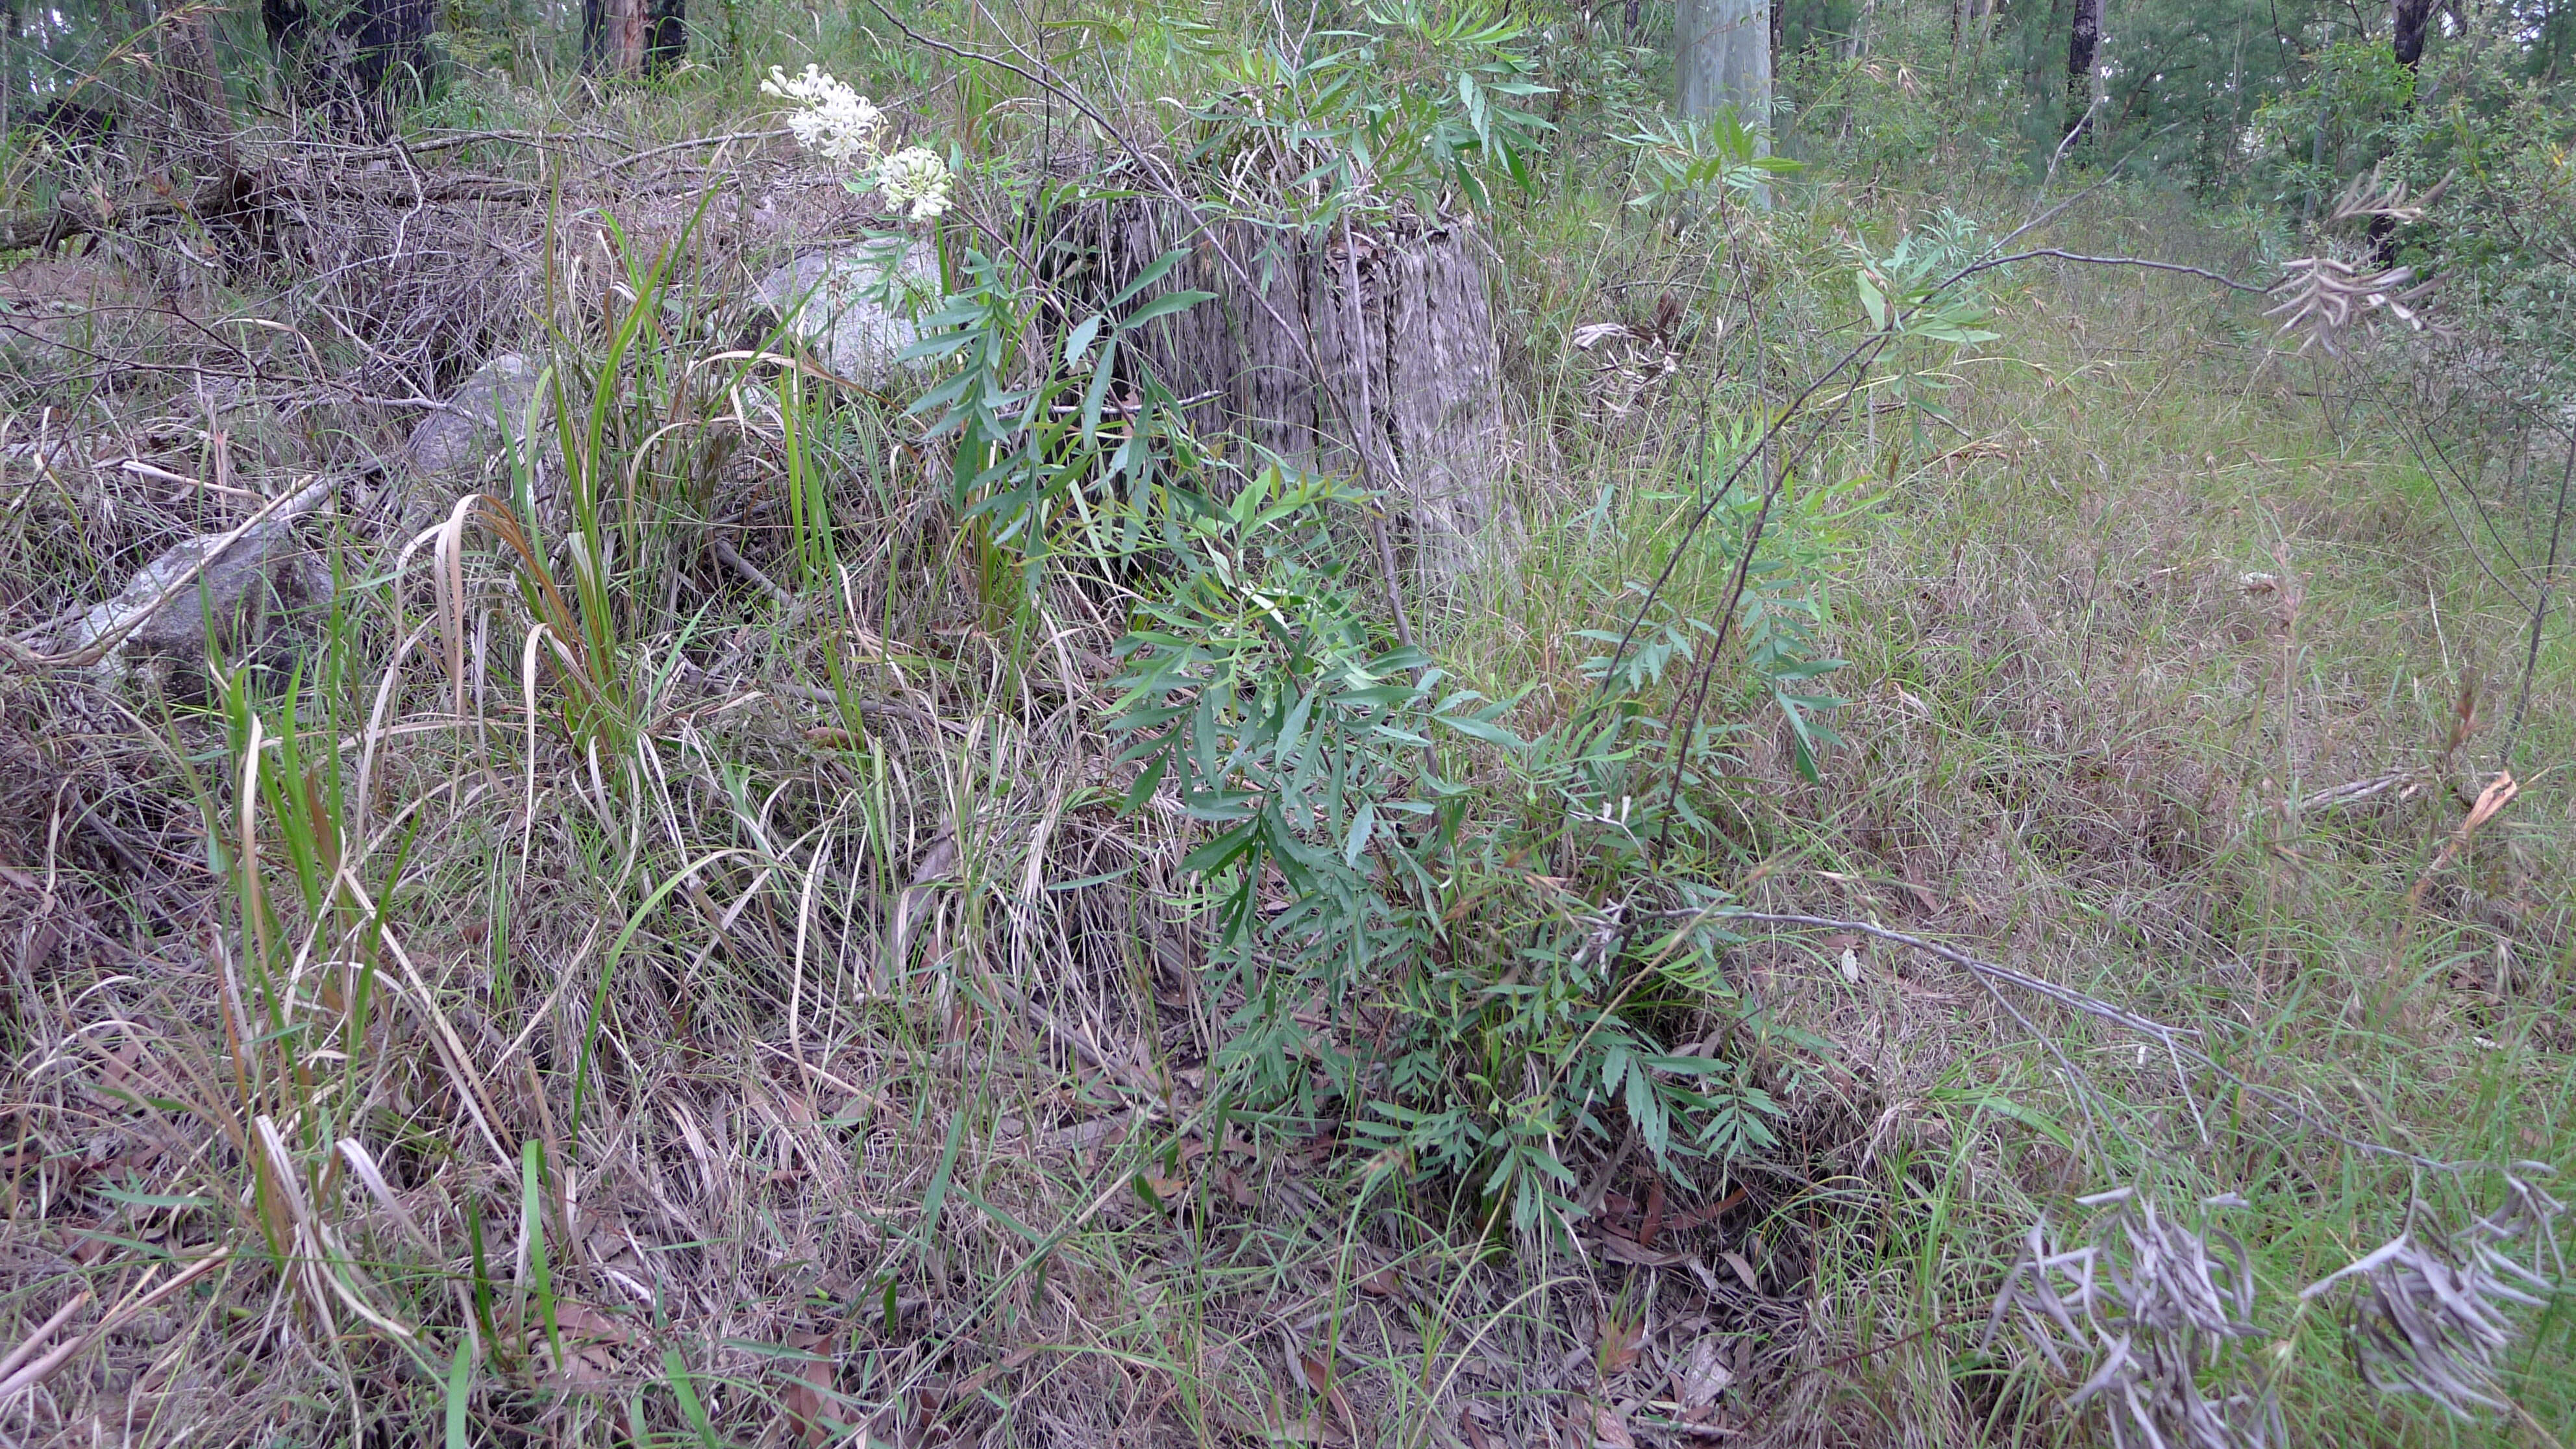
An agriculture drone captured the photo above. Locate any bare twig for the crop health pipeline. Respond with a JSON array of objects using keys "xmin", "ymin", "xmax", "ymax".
[
  {"xmin": 711, "ymin": 536, "xmax": 792, "ymax": 605},
  {"xmin": 2502, "ymin": 440, "xmax": 2573, "ymax": 773},
  {"xmin": 1958, "ymin": 248, "xmax": 2267, "ymax": 293},
  {"xmin": 1711, "ymin": 910, "xmax": 2471, "ymax": 1171}
]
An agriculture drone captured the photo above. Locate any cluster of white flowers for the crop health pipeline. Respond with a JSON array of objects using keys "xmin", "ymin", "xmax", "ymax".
[
  {"xmin": 762, "ymin": 64, "xmax": 953, "ymax": 222},
  {"xmin": 874, "ymin": 145, "xmax": 952, "ymax": 220},
  {"xmin": 760, "ymin": 64, "xmax": 884, "ymax": 163}
]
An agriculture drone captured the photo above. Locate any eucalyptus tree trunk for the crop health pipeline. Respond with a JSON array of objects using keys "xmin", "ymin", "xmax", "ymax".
[
  {"xmin": 162, "ymin": 6, "xmax": 238, "ymax": 187},
  {"xmin": 1677, "ymin": 0, "xmax": 1772, "ymax": 136},
  {"xmin": 2064, "ymin": 0, "xmax": 2104, "ymax": 142},
  {"xmin": 582, "ymin": 0, "xmax": 686, "ymax": 77}
]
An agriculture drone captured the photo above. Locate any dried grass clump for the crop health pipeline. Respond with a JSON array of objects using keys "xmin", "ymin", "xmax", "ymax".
[
  {"xmin": 2263, "ymin": 165, "xmax": 2451, "ymax": 356},
  {"xmin": 1988, "ymin": 1176, "xmax": 2568, "ymax": 1448},
  {"xmin": 1983, "ymin": 1189, "xmax": 2283, "ymax": 1449},
  {"xmin": 2300, "ymin": 1169, "xmax": 2566, "ymax": 1420},
  {"xmin": 2262, "ymin": 256, "xmax": 2436, "ymax": 356}
]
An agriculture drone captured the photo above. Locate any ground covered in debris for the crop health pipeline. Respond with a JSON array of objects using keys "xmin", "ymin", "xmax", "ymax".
[{"xmin": 2, "ymin": 6, "xmax": 2571, "ymax": 1448}]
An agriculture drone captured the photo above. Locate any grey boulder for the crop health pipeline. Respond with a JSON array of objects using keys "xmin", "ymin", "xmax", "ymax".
[
  {"xmin": 407, "ymin": 353, "xmax": 549, "ymax": 476},
  {"xmin": 753, "ymin": 240, "xmax": 942, "ymax": 385},
  {"xmin": 50, "ymin": 478, "xmax": 336, "ymax": 697}
]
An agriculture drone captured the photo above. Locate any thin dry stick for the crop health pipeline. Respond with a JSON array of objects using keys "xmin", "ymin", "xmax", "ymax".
[
  {"xmin": 1337, "ymin": 210, "xmax": 1417, "ymax": 651},
  {"xmin": 1955, "ymin": 248, "xmax": 2266, "ymax": 293},
  {"xmin": 2502, "ymin": 435, "xmax": 2573, "ymax": 773},
  {"xmin": 0, "ymin": 477, "xmax": 334, "ymax": 670},
  {"xmin": 1713, "ymin": 910, "xmax": 2468, "ymax": 1172},
  {"xmin": 0, "ymin": 1291, "xmax": 94, "ymax": 1384},
  {"xmin": 0, "ymin": 1250, "xmax": 232, "ymax": 1402}
]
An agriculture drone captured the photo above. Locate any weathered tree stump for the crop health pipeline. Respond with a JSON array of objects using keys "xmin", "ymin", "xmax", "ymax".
[{"xmin": 1082, "ymin": 203, "xmax": 1517, "ymax": 584}]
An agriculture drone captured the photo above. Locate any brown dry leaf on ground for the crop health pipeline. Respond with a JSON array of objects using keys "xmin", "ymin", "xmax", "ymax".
[
  {"xmin": 1561, "ymin": 1396, "xmax": 1639, "ymax": 1448},
  {"xmin": 1298, "ymin": 1348, "xmax": 1359, "ymax": 1441},
  {"xmin": 782, "ymin": 1333, "xmax": 848, "ymax": 1448},
  {"xmin": 1670, "ymin": 1333, "xmax": 1734, "ymax": 1416}
]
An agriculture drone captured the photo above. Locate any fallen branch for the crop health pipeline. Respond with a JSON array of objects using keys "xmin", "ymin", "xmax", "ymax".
[{"xmin": 1957, "ymin": 248, "xmax": 2268, "ymax": 294}]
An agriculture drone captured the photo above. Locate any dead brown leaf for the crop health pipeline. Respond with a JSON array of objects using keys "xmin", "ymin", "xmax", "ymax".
[
  {"xmin": 1598, "ymin": 1232, "xmax": 1688, "ymax": 1267},
  {"xmin": 1720, "ymin": 1250, "xmax": 1760, "ymax": 1294},
  {"xmin": 550, "ymin": 1301, "xmax": 630, "ymax": 1343},
  {"xmin": 785, "ymin": 1356, "xmax": 843, "ymax": 1448},
  {"xmin": 1561, "ymin": 1399, "xmax": 1637, "ymax": 1449},
  {"xmin": 1662, "ymin": 1186, "xmax": 1749, "ymax": 1233},
  {"xmin": 1298, "ymin": 1351, "xmax": 1357, "ymax": 1442},
  {"xmin": 1671, "ymin": 1334, "xmax": 1733, "ymax": 1413},
  {"xmin": 1219, "ymin": 1167, "xmax": 1257, "ymax": 1208}
]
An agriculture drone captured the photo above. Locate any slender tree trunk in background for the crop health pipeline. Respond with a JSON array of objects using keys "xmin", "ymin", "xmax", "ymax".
[
  {"xmin": 2027, "ymin": 0, "xmax": 2066, "ymax": 103},
  {"xmin": 3, "ymin": 0, "xmax": 16, "ymax": 142},
  {"xmin": 1678, "ymin": 0, "xmax": 1773, "ymax": 138},
  {"xmin": 160, "ymin": 6, "xmax": 239, "ymax": 189},
  {"xmin": 1844, "ymin": 0, "xmax": 1876, "ymax": 58},
  {"xmin": 2367, "ymin": 0, "xmax": 2440, "ymax": 259},
  {"xmin": 264, "ymin": 0, "xmax": 436, "ymax": 127},
  {"xmin": 2064, "ymin": 0, "xmax": 2103, "ymax": 142},
  {"xmin": 584, "ymin": 0, "xmax": 685, "ymax": 76}
]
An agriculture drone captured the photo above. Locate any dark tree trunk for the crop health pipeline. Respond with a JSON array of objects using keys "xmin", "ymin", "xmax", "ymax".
[
  {"xmin": 2064, "ymin": 0, "xmax": 2103, "ymax": 143},
  {"xmin": 1771, "ymin": 0, "xmax": 1786, "ymax": 68},
  {"xmin": 583, "ymin": 0, "xmax": 686, "ymax": 77},
  {"xmin": 2369, "ymin": 0, "xmax": 2441, "ymax": 261},
  {"xmin": 263, "ymin": 0, "xmax": 436, "ymax": 128},
  {"xmin": 1084, "ymin": 203, "xmax": 1518, "ymax": 583},
  {"xmin": 2391, "ymin": 0, "xmax": 2436, "ymax": 68}
]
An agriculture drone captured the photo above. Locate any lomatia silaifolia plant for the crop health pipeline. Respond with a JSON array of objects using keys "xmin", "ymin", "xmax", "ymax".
[{"xmin": 761, "ymin": 64, "xmax": 954, "ymax": 218}]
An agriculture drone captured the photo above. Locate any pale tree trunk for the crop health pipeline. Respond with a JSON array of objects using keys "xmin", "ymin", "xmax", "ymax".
[
  {"xmin": 2, "ymin": 0, "xmax": 16, "ymax": 142},
  {"xmin": 161, "ymin": 6, "xmax": 239, "ymax": 190},
  {"xmin": 1844, "ymin": 0, "xmax": 1876, "ymax": 60},
  {"xmin": 1678, "ymin": 0, "xmax": 1773, "ymax": 138}
]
